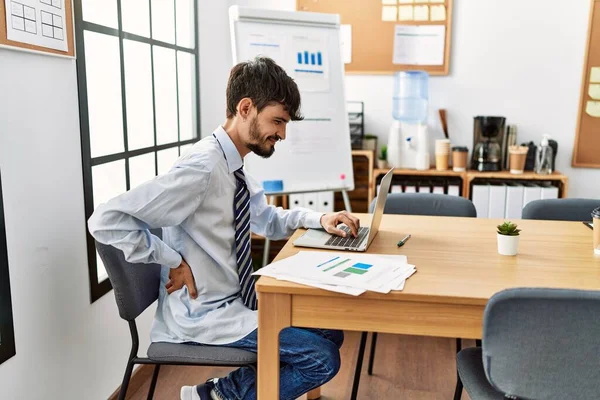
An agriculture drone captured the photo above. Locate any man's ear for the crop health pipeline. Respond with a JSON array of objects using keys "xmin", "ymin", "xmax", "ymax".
[{"xmin": 237, "ymin": 98, "xmax": 253, "ymax": 121}]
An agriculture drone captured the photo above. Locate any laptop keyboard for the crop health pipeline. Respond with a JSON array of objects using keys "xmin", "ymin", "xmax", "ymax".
[{"xmin": 325, "ymin": 226, "xmax": 369, "ymax": 248}]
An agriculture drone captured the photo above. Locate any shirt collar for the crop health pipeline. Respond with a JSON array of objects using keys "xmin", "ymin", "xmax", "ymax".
[{"xmin": 213, "ymin": 126, "xmax": 243, "ymax": 174}]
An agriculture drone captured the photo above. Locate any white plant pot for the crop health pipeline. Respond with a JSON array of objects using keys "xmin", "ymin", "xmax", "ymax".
[
  {"xmin": 497, "ymin": 233, "xmax": 520, "ymax": 256},
  {"xmin": 377, "ymin": 159, "xmax": 388, "ymax": 169}
]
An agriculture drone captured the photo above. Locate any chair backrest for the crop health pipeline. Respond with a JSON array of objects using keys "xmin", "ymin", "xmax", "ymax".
[
  {"xmin": 482, "ymin": 288, "xmax": 600, "ymax": 400},
  {"xmin": 522, "ymin": 198, "xmax": 600, "ymax": 221},
  {"xmin": 95, "ymin": 229, "xmax": 163, "ymax": 321},
  {"xmin": 369, "ymin": 193, "xmax": 477, "ymax": 217}
]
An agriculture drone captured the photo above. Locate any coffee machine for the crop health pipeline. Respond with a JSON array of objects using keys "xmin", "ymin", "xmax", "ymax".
[{"xmin": 471, "ymin": 116, "xmax": 506, "ymax": 171}]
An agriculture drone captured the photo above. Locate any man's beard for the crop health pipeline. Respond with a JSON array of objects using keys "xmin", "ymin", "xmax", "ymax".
[{"xmin": 246, "ymin": 117, "xmax": 276, "ymax": 158}]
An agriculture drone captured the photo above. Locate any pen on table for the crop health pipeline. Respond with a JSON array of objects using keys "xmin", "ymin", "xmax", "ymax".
[{"xmin": 397, "ymin": 234, "xmax": 411, "ymax": 247}]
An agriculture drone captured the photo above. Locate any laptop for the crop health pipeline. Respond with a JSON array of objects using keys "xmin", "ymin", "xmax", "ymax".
[{"xmin": 293, "ymin": 169, "xmax": 394, "ymax": 252}]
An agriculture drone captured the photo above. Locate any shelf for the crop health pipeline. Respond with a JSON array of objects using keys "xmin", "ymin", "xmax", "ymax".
[
  {"xmin": 373, "ymin": 168, "xmax": 569, "ymax": 199},
  {"xmin": 374, "ymin": 168, "xmax": 463, "ymax": 178}
]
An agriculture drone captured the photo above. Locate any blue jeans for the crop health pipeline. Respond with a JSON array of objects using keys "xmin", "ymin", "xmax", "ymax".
[{"xmin": 212, "ymin": 327, "xmax": 344, "ymax": 400}]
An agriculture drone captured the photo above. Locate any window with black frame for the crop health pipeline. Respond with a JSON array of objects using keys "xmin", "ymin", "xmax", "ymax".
[
  {"xmin": 0, "ymin": 171, "xmax": 16, "ymax": 365},
  {"xmin": 74, "ymin": 0, "xmax": 200, "ymax": 302}
]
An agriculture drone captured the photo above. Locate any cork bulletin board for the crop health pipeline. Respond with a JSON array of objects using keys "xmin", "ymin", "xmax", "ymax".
[
  {"xmin": 0, "ymin": 0, "xmax": 75, "ymax": 58},
  {"xmin": 297, "ymin": 0, "xmax": 453, "ymax": 75},
  {"xmin": 573, "ymin": 0, "xmax": 600, "ymax": 168}
]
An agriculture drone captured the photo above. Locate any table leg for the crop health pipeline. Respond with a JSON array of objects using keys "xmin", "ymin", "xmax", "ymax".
[{"xmin": 258, "ymin": 292, "xmax": 291, "ymax": 400}]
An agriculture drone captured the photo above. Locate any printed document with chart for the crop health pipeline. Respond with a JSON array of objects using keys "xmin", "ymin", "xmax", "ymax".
[{"xmin": 254, "ymin": 251, "xmax": 416, "ymax": 296}]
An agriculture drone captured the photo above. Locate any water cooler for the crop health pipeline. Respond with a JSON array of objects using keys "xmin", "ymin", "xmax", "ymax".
[{"xmin": 388, "ymin": 71, "xmax": 430, "ymax": 170}]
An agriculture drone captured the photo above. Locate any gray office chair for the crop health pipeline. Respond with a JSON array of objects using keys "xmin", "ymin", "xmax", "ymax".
[
  {"xmin": 96, "ymin": 233, "xmax": 256, "ymax": 400},
  {"xmin": 349, "ymin": 193, "xmax": 477, "ymax": 400},
  {"xmin": 522, "ymin": 198, "xmax": 600, "ymax": 221},
  {"xmin": 456, "ymin": 288, "xmax": 600, "ymax": 400}
]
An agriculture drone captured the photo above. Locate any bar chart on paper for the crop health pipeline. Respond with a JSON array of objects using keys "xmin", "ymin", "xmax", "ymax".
[
  {"xmin": 292, "ymin": 35, "xmax": 330, "ymax": 92},
  {"xmin": 333, "ymin": 262, "xmax": 373, "ymax": 278},
  {"xmin": 296, "ymin": 50, "xmax": 323, "ymax": 71}
]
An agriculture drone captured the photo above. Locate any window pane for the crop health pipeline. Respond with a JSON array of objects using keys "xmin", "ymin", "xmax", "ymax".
[
  {"xmin": 84, "ymin": 31, "xmax": 124, "ymax": 158},
  {"xmin": 122, "ymin": 0, "xmax": 150, "ymax": 37},
  {"xmin": 177, "ymin": 51, "xmax": 196, "ymax": 141},
  {"xmin": 92, "ymin": 160, "xmax": 126, "ymax": 207},
  {"xmin": 124, "ymin": 40, "xmax": 155, "ymax": 151},
  {"xmin": 96, "ymin": 252, "xmax": 108, "ymax": 282},
  {"xmin": 129, "ymin": 152, "xmax": 156, "ymax": 189},
  {"xmin": 153, "ymin": 46, "xmax": 178, "ymax": 145},
  {"xmin": 92, "ymin": 160, "xmax": 126, "ymax": 281},
  {"xmin": 176, "ymin": 0, "xmax": 194, "ymax": 48},
  {"xmin": 82, "ymin": 0, "xmax": 118, "ymax": 29},
  {"xmin": 151, "ymin": 0, "xmax": 175, "ymax": 44},
  {"xmin": 157, "ymin": 147, "xmax": 179, "ymax": 175}
]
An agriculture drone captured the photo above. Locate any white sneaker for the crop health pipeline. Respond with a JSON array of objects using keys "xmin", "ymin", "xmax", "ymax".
[{"xmin": 180, "ymin": 385, "xmax": 201, "ymax": 400}]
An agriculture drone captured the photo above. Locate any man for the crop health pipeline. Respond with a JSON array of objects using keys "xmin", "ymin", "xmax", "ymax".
[{"xmin": 88, "ymin": 56, "xmax": 360, "ymax": 400}]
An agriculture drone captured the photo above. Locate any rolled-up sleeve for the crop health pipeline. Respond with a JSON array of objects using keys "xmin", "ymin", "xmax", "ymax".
[
  {"xmin": 88, "ymin": 156, "xmax": 212, "ymax": 268},
  {"xmin": 245, "ymin": 172, "xmax": 323, "ymax": 241}
]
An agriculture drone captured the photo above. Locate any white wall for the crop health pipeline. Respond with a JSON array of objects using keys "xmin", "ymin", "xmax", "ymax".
[
  {"xmin": 0, "ymin": 50, "xmax": 156, "ymax": 399},
  {"xmin": 215, "ymin": 0, "xmax": 599, "ymax": 198}
]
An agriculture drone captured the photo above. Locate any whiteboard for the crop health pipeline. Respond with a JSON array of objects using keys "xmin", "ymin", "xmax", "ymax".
[{"xmin": 229, "ymin": 6, "xmax": 354, "ymax": 195}]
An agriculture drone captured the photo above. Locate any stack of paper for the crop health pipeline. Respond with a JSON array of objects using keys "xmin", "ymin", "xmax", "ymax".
[{"xmin": 253, "ymin": 251, "xmax": 416, "ymax": 296}]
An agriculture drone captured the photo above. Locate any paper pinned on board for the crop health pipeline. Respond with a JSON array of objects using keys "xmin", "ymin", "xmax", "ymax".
[
  {"xmin": 589, "ymin": 84, "xmax": 600, "ymax": 100},
  {"xmin": 393, "ymin": 25, "xmax": 445, "ymax": 65},
  {"xmin": 291, "ymin": 35, "xmax": 330, "ymax": 92},
  {"xmin": 382, "ymin": 5, "xmax": 398, "ymax": 21},
  {"xmin": 590, "ymin": 67, "xmax": 600, "ymax": 83},
  {"xmin": 398, "ymin": 5, "xmax": 414, "ymax": 21},
  {"xmin": 340, "ymin": 24, "xmax": 352, "ymax": 64},
  {"xmin": 414, "ymin": 5, "xmax": 429, "ymax": 21},
  {"xmin": 585, "ymin": 100, "xmax": 600, "ymax": 118},
  {"xmin": 5, "ymin": 0, "xmax": 68, "ymax": 51},
  {"xmin": 430, "ymin": 5, "xmax": 446, "ymax": 21}
]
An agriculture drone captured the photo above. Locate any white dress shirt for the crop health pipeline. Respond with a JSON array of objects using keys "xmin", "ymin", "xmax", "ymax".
[{"xmin": 88, "ymin": 126, "xmax": 323, "ymax": 345}]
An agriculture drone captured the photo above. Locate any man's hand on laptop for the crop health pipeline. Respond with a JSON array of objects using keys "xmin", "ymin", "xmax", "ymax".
[
  {"xmin": 320, "ymin": 211, "xmax": 360, "ymax": 238},
  {"xmin": 166, "ymin": 258, "xmax": 198, "ymax": 299}
]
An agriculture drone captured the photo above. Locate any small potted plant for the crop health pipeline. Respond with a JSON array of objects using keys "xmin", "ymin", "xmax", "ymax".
[
  {"xmin": 377, "ymin": 145, "xmax": 388, "ymax": 169},
  {"xmin": 497, "ymin": 221, "xmax": 521, "ymax": 256}
]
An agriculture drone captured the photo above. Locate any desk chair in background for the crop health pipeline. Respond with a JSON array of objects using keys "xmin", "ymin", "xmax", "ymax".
[
  {"xmin": 456, "ymin": 288, "xmax": 600, "ymax": 400},
  {"xmin": 349, "ymin": 193, "xmax": 477, "ymax": 400},
  {"xmin": 96, "ymin": 233, "xmax": 257, "ymax": 400},
  {"xmin": 522, "ymin": 198, "xmax": 600, "ymax": 221}
]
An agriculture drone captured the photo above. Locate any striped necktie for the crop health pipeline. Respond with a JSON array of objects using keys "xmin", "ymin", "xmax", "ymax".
[{"xmin": 233, "ymin": 168, "xmax": 257, "ymax": 310}]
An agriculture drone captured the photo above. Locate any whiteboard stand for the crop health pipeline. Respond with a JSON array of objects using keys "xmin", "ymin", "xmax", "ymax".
[{"xmin": 261, "ymin": 189, "xmax": 353, "ymax": 267}]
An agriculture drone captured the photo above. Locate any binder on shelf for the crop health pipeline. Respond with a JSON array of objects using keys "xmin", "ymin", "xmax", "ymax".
[
  {"xmin": 505, "ymin": 184, "xmax": 524, "ymax": 219},
  {"xmin": 522, "ymin": 184, "xmax": 542, "ymax": 208},
  {"xmin": 541, "ymin": 184, "xmax": 559, "ymax": 200},
  {"xmin": 471, "ymin": 184, "xmax": 490, "ymax": 218},
  {"xmin": 448, "ymin": 184, "xmax": 461, "ymax": 196},
  {"xmin": 488, "ymin": 184, "xmax": 507, "ymax": 219},
  {"xmin": 405, "ymin": 184, "xmax": 417, "ymax": 193},
  {"xmin": 317, "ymin": 191, "xmax": 334, "ymax": 212},
  {"xmin": 303, "ymin": 192, "xmax": 319, "ymax": 211},
  {"xmin": 432, "ymin": 183, "xmax": 445, "ymax": 194},
  {"xmin": 289, "ymin": 194, "xmax": 305, "ymax": 209}
]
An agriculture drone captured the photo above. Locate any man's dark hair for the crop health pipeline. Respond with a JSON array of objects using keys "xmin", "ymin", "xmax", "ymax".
[{"xmin": 226, "ymin": 56, "xmax": 303, "ymax": 121}]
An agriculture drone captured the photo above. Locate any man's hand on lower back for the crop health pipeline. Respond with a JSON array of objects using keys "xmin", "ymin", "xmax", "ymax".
[{"xmin": 166, "ymin": 258, "xmax": 198, "ymax": 299}]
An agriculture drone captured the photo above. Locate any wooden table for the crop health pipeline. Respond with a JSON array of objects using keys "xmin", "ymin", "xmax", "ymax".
[{"xmin": 256, "ymin": 215, "xmax": 600, "ymax": 399}]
